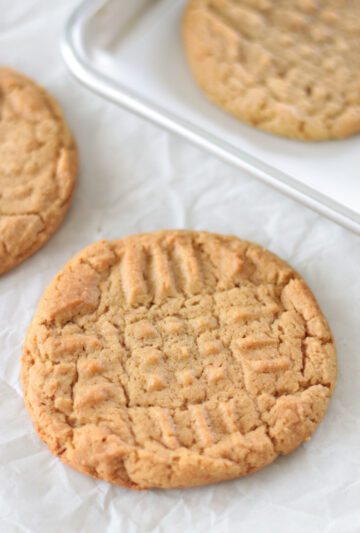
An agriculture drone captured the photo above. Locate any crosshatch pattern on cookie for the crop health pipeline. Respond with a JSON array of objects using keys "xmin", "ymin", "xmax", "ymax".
[
  {"xmin": 183, "ymin": 0, "xmax": 360, "ymax": 140},
  {"xmin": 22, "ymin": 231, "xmax": 336, "ymax": 489}
]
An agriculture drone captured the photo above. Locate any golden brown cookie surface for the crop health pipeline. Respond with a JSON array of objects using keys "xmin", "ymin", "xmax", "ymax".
[
  {"xmin": 183, "ymin": 0, "xmax": 360, "ymax": 140},
  {"xmin": 22, "ymin": 231, "xmax": 336, "ymax": 489},
  {"xmin": 0, "ymin": 68, "xmax": 78, "ymax": 274}
]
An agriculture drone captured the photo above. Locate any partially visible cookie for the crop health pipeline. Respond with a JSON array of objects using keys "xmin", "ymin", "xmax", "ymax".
[
  {"xmin": 22, "ymin": 230, "xmax": 336, "ymax": 490},
  {"xmin": 182, "ymin": 0, "xmax": 360, "ymax": 140},
  {"xmin": 0, "ymin": 67, "xmax": 78, "ymax": 275}
]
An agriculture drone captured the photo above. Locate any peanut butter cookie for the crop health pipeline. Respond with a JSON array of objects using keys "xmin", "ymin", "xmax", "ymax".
[
  {"xmin": 0, "ymin": 68, "xmax": 77, "ymax": 274},
  {"xmin": 183, "ymin": 0, "xmax": 360, "ymax": 140},
  {"xmin": 22, "ymin": 231, "xmax": 336, "ymax": 489}
]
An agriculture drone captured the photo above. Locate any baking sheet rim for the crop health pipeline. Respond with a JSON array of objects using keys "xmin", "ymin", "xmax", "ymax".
[{"xmin": 61, "ymin": 0, "xmax": 360, "ymax": 235}]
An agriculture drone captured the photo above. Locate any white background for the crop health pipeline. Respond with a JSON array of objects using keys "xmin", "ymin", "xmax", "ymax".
[{"xmin": 0, "ymin": 1, "xmax": 360, "ymax": 532}]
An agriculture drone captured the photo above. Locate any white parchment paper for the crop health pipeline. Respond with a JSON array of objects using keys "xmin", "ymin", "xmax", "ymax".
[{"xmin": 0, "ymin": 1, "xmax": 360, "ymax": 532}]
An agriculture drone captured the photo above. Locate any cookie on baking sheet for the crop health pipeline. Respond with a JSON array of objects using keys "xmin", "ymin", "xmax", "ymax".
[
  {"xmin": 22, "ymin": 230, "xmax": 336, "ymax": 489},
  {"xmin": 0, "ymin": 67, "xmax": 78, "ymax": 275},
  {"xmin": 182, "ymin": 0, "xmax": 360, "ymax": 140}
]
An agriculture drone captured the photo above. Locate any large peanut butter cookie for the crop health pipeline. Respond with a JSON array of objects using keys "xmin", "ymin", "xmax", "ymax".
[
  {"xmin": 183, "ymin": 0, "xmax": 360, "ymax": 140},
  {"xmin": 0, "ymin": 68, "xmax": 77, "ymax": 274},
  {"xmin": 22, "ymin": 231, "xmax": 336, "ymax": 489}
]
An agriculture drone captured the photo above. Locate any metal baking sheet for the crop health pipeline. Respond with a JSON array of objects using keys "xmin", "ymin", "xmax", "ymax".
[{"xmin": 62, "ymin": 0, "xmax": 360, "ymax": 234}]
